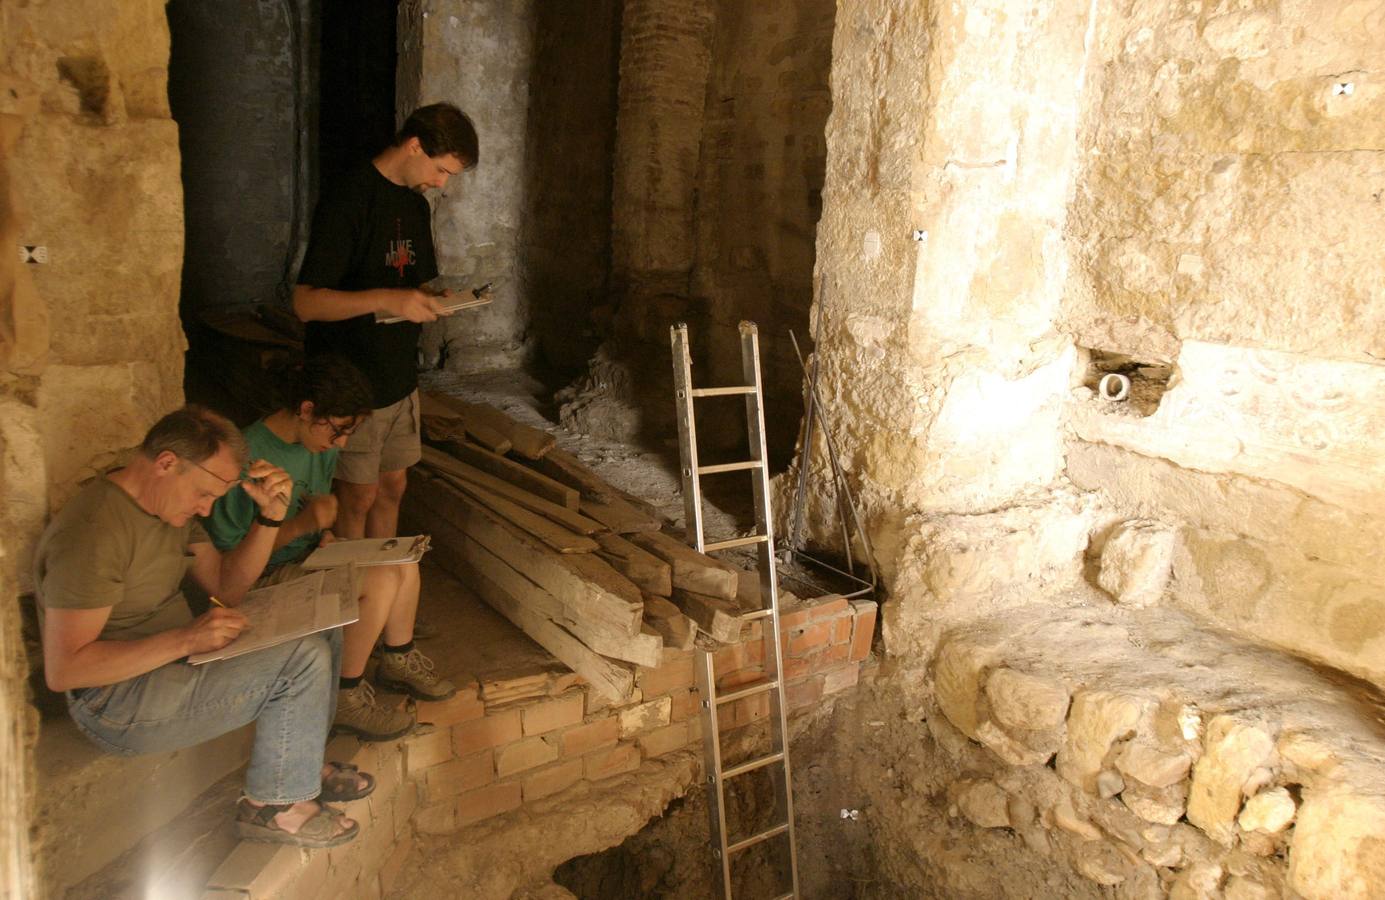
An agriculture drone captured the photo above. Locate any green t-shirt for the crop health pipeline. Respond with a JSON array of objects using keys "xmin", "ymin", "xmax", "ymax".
[
  {"xmin": 203, "ymin": 419, "xmax": 339, "ymax": 566},
  {"xmin": 35, "ymin": 477, "xmax": 210, "ymax": 641}
]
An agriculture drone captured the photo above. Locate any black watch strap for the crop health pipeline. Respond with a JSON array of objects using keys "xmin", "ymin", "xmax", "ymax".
[{"xmin": 254, "ymin": 512, "xmax": 284, "ymax": 528}]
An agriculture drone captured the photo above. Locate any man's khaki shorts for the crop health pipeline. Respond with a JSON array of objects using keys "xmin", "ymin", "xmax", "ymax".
[{"xmin": 335, "ymin": 389, "xmax": 422, "ymax": 484}]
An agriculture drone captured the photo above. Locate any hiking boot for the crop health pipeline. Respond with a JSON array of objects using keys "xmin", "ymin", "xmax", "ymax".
[
  {"xmin": 332, "ymin": 682, "xmax": 414, "ymax": 742},
  {"xmin": 375, "ymin": 647, "xmax": 457, "ymax": 701}
]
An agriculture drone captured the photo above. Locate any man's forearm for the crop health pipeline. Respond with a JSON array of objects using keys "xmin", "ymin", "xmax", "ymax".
[
  {"xmin": 293, "ymin": 285, "xmax": 397, "ymax": 322},
  {"xmin": 218, "ymin": 522, "xmax": 280, "ymax": 603},
  {"xmin": 50, "ymin": 630, "xmax": 192, "ymax": 690}
]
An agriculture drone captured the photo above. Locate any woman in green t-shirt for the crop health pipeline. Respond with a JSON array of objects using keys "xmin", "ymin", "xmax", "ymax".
[{"xmin": 207, "ymin": 355, "xmax": 455, "ymax": 741}]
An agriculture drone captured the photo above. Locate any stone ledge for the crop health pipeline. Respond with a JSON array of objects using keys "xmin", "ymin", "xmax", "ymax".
[{"xmin": 931, "ymin": 605, "xmax": 1385, "ymax": 900}]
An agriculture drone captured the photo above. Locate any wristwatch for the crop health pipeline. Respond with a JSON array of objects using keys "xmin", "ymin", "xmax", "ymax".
[{"xmin": 254, "ymin": 512, "xmax": 284, "ymax": 528}]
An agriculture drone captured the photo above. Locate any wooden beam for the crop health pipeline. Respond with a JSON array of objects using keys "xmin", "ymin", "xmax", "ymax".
[
  {"xmin": 442, "ymin": 441, "xmax": 579, "ymax": 510},
  {"xmin": 629, "ymin": 531, "xmax": 740, "ymax": 599},
  {"xmin": 643, "ymin": 595, "xmax": 696, "ymax": 651},
  {"xmin": 433, "ymin": 471, "xmax": 597, "ymax": 554},
  {"xmin": 465, "ymin": 565, "xmax": 636, "ymax": 702},
  {"xmin": 420, "ymin": 394, "xmax": 512, "ymax": 453},
  {"xmin": 424, "ymin": 393, "xmax": 557, "ymax": 460},
  {"xmin": 412, "ymin": 473, "xmax": 642, "ymax": 636},
  {"xmin": 594, "ymin": 532, "xmax": 672, "ymax": 596},
  {"xmin": 670, "ymin": 587, "xmax": 743, "ymax": 643},
  {"xmin": 420, "ymin": 447, "xmax": 602, "ymax": 535},
  {"xmin": 532, "ymin": 448, "xmax": 663, "ymax": 517},
  {"xmin": 581, "ymin": 495, "xmax": 662, "ymax": 534}
]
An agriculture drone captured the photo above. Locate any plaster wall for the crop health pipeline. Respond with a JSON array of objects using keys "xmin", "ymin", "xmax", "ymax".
[
  {"xmin": 1064, "ymin": 0, "xmax": 1385, "ymax": 686},
  {"xmin": 400, "ymin": 0, "xmax": 533, "ymax": 371}
]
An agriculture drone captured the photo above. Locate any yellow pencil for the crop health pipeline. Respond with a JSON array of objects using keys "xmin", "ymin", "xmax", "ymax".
[{"xmin": 209, "ymin": 595, "xmax": 226, "ymax": 609}]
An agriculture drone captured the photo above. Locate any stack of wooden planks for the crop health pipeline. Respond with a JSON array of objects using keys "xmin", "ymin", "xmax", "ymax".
[{"xmin": 411, "ymin": 392, "xmax": 751, "ymax": 702}]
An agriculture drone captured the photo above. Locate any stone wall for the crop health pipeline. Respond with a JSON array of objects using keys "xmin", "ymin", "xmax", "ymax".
[
  {"xmin": 1062, "ymin": 0, "xmax": 1385, "ymax": 686},
  {"xmin": 1, "ymin": 0, "xmax": 186, "ymax": 894},
  {"xmin": 400, "ymin": 0, "xmax": 533, "ymax": 372}
]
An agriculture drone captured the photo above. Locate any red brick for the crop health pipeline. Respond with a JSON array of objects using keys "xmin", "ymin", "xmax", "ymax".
[
  {"xmin": 849, "ymin": 600, "xmax": 878, "ymax": 662},
  {"xmin": 403, "ymin": 727, "xmax": 455, "ymax": 775},
  {"xmin": 637, "ymin": 721, "xmax": 691, "ymax": 758},
  {"xmin": 618, "ymin": 695, "xmax": 672, "ymax": 738},
  {"xmin": 416, "ymin": 686, "xmax": 485, "ymax": 727},
  {"xmin": 823, "ymin": 663, "xmax": 861, "ymax": 695},
  {"xmin": 412, "ymin": 799, "xmax": 456, "ymax": 835},
  {"xmin": 777, "ymin": 606, "xmax": 813, "ymax": 630},
  {"xmin": 786, "ymin": 621, "xmax": 832, "ymax": 657},
  {"xmin": 829, "ymin": 613, "xmax": 853, "ymax": 644},
  {"xmin": 668, "ymin": 688, "xmax": 700, "ymax": 722},
  {"xmin": 495, "ymin": 735, "xmax": 559, "ymax": 777},
  {"xmin": 585, "ymin": 742, "xmax": 641, "ymax": 780},
  {"xmin": 522, "ymin": 758, "xmax": 585, "ymax": 801},
  {"xmin": 560, "ymin": 716, "xmax": 620, "ymax": 756},
  {"xmin": 456, "ymin": 781, "xmax": 522, "ymax": 827},
  {"xmin": 521, "ymin": 691, "xmax": 585, "ymax": 736},
  {"xmin": 422, "ymin": 749, "xmax": 494, "ymax": 799},
  {"xmin": 637, "ymin": 653, "xmax": 697, "ymax": 696},
  {"xmin": 819, "ymin": 642, "xmax": 851, "ymax": 668},
  {"xmin": 378, "ymin": 833, "xmax": 415, "ymax": 896},
  {"xmin": 716, "ymin": 667, "xmax": 764, "ymax": 690},
  {"xmin": 394, "ymin": 782, "xmax": 418, "ymax": 838},
  {"xmin": 780, "ymin": 654, "xmax": 814, "ymax": 680},
  {"xmin": 717, "ymin": 693, "xmax": 770, "ymax": 731},
  {"xmin": 786, "ymin": 674, "xmax": 825, "ymax": 710},
  {"xmin": 715, "ymin": 638, "xmax": 765, "ymax": 672},
  {"xmin": 453, "ymin": 709, "xmax": 522, "ymax": 755},
  {"xmin": 806, "ymin": 595, "xmax": 850, "ymax": 621}
]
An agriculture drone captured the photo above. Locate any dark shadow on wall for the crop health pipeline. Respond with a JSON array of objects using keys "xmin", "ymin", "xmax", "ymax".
[{"xmin": 520, "ymin": 0, "xmax": 623, "ymax": 387}]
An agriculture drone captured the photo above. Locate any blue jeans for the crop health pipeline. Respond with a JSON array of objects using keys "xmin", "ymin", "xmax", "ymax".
[{"xmin": 67, "ymin": 633, "xmax": 335, "ymax": 805}]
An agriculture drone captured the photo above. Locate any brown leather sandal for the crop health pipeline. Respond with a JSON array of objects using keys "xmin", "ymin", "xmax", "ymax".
[
  {"xmin": 319, "ymin": 761, "xmax": 375, "ymax": 802},
  {"xmin": 235, "ymin": 799, "xmax": 358, "ymax": 848}
]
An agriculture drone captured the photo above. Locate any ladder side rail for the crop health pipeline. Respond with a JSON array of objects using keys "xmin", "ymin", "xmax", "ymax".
[
  {"xmin": 670, "ymin": 324, "xmax": 707, "ymax": 552},
  {"xmin": 740, "ymin": 321, "xmax": 801, "ymax": 898}
]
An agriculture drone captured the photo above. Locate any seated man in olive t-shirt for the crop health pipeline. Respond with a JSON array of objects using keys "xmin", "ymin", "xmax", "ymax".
[{"xmin": 34, "ymin": 405, "xmax": 371, "ymax": 848}]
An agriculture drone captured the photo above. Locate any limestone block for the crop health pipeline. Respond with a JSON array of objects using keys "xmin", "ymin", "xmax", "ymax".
[
  {"xmin": 933, "ymin": 637, "xmax": 1000, "ymax": 740},
  {"xmin": 1096, "ymin": 770, "xmax": 1125, "ymax": 799},
  {"xmin": 1051, "ymin": 795, "xmax": 1102, "ymax": 842},
  {"xmin": 1224, "ymin": 876, "xmax": 1274, "ymax": 900},
  {"xmin": 1238, "ymin": 787, "xmax": 1295, "ymax": 834},
  {"xmin": 975, "ymin": 720, "xmax": 1052, "ymax": 767},
  {"xmin": 1115, "ymin": 741, "xmax": 1193, "ymax": 789},
  {"xmin": 1186, "ymin": 715, "xmax": 1275, "ymax": 845},
  {"xmin": 985, "ymin": 668, "xmax": 1070, "ymax": 733},
  {"xmin": 1289, "ymin": 791, "xmax": 1385, "ymax": 900},
  {"xmin": 1142, "ymin": 840, "xmax": 1182, "ymax": 869},
  {"xmin": 1097, "ymin": 519, "xmax": 1175, "ymax": 607},
  {"xmin": 1074, "ymin": 844, "xmax": 1129, "ymax": 886},
  {"xmin": 1277, "ymin": 732, "xmax": 1339, "ymax": 777},
  {"xmin": 1121, "ymin": 780, "xmax": 1189, "ymax": 826},
  {"xmin": 0, "ymin": 399, "xmax": 48, "ymax": 594},
  {"xmin": 1169, "ymin": 862, "xmax": 1224, "ymax": 900},
  {"xmin": 956, "ymin": 780, "xmax": 1010, "ymax": 829},
  {"xmin": 1056, "ymin": 691, "xmax": 1150, "ymax": 794}
]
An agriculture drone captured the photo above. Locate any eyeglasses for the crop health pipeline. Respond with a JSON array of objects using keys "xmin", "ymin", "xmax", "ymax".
[
  {"xmin": 317, "ymin": 418, "xmax": 360, "ymax": 441},
  {"xmin": 179, "ymin": 456, "xmax": 239, "ymax": 488}
]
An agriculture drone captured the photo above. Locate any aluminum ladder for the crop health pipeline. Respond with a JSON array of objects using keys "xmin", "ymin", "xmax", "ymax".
[{"xmin": 670, "ymin": 320, "xmax": 799, "ymax": 900}]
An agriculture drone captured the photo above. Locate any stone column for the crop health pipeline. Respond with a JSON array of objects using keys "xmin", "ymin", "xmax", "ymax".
[
  {"xmin": 398, "ymin": 0, "xmax": 535, "ymax": 370},
  {"xmin": 799, "ymin": 0, "xmax": 1100, "ymax": 656},
  {"xmin": 609, "ymin": 0, "xmax": 716, "ymax": 323}
]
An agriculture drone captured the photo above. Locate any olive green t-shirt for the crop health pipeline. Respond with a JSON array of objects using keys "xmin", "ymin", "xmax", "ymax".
[{"xmin": 35, "ymin": 476, "xmax": 210, "ymax": 641}]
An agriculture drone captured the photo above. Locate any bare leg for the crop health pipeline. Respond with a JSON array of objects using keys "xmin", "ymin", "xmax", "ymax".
[
  {"xmin": 340, "ymin": 566, "xmax": 402, "ymax": 678},
  {"xmin": 333, "ymin": 479, "xmax": 379, "ymax": 540},
  {"xmin": 365, "ymin": 467, "xmax": 408, "ymax": 538},
  {"xmin": 381, "ymin": 563, "xmax": 420, "ymax": 646}
]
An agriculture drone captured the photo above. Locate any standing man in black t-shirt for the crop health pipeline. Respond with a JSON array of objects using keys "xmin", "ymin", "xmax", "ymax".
[{"xmin": 293, "ymin": 103, "xmax": 479, "ymax": 540}]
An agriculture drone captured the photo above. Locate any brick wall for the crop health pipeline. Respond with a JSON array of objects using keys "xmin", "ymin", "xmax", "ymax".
[{"xmin": 201, "ymin": 593, "xmax": 876, "ymax": 897}]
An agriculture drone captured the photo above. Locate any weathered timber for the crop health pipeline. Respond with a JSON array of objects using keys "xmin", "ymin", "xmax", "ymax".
[
  {"xmin": 533, "ymin": 448, "xmax": 664, "ymax": 517},
  {"xmin": 670, "ymin": 587, "xmax": 743, "ymax": 643},
  {"xmin": 420, "ymin": 393, "xmax": 512, "ymax": 453},
  {"xmin": 594, "ymin": 532, "xmax": 672, "ymax": 596},
  {"xmin": 466, "ymin": 567, "xmax": 635, "ymax": 702},
  {"xmin": 442, "ymin": 441, "xmax": 579, "ymax": 510},
  {"xmin": 581, "ymin": 495, "xmax": 662, "ymax": 534},
  {"xmin": 433, "ymin": 471, "xmax": 597, "ymax": 554},
  {"xmin": 420, "ymin": 447, "xmax": 602, "ymax": 534},
  {"xmin": 425, "ymin": 393, "xmax": 557, "ymax": 460},
  {"xmin": 629, "ymin": 530, "xmax": 740, "ymax": 599},
  {"xmin": 643, "ymin": 595, "xmax": 696, "ymax": 651},
  {"xmin": 413, "ymin": 472, "xmax": 641, "ymax": 636}
]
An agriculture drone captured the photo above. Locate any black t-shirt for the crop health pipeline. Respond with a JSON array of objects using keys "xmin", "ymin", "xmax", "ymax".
[{"xmin": 297, "ymin": 164, "xmax": 439, "ymax": 408}]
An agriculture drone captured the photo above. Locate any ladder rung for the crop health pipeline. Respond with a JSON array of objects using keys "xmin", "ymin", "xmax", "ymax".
[
  {"xmin": 703, "ymin": 534, "xmax": 769, "ymax": 552},
  {"xmin": 727, "ymin": 821, "xmax": 790, "ymax": 854},
  {"xmin": 690, "ymin": 385, "xmax": 757, "ymax": 397},
  {"xmin": 742, "ymin": 608, "xmax": 773, "ymax": 621},
  {"xmin": 697, "ymin": 460, "xmax": 763, "ymax": 475},
  {"xmin": 721, "ymin": 751, "xmax": 785, "ymax": 779},
  {"xmin": 715, "ymin": 678, "xmax": 778, "ymax": 705}
]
